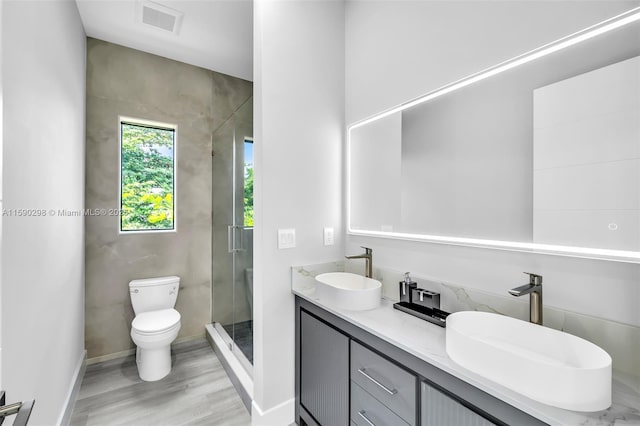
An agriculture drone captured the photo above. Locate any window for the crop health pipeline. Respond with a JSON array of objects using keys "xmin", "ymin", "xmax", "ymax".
[
  {"xmin": 120, "ymin": 119, "xmax": 176, "ymax": 232},
  {"xmin": 243, "ymin": 139, "xmax": 254, "ymax": 227}
]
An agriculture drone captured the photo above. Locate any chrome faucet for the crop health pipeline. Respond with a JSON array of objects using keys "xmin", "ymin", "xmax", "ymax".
[
  {"xmin": 346, "ymin": 246, "xmax": 373, "ymax": 278},
  {"xmin": 509, "ymin": 272, "xmax": 543, "ymax": 325}
]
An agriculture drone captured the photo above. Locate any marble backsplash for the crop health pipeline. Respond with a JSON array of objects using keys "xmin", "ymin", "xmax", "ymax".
[{"xmin": 292, "ymin": 260, "xmax": 640, "ymax": 388}]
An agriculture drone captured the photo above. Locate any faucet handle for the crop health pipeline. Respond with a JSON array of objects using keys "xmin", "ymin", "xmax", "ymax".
[
  {"xmin": 361, "ymin": 246, "xmax": 372, "ymax": 254},
  {"xmin": 523, "ymin": 272, "xmax": 543, "ymax": 285}
]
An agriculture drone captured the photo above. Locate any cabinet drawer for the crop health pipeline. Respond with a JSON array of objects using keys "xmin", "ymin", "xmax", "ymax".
[
  {"xmin": 352, "ymin": 381, "xmax": 411, "ymax": 426},
  {"xmin": 351, "ymin": 341, "xmax": 416, "ymax": 425}
]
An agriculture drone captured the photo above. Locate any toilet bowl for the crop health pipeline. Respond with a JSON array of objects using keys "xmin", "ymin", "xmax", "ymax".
[{"xmin": 129, "ymin": 276, "xmax": 181, "ymax": 381}]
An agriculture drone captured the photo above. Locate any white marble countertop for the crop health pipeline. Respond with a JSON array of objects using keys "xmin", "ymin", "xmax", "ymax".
[{"xmin": 292, "ymin": 266, "xmax": 640, "ymax": 426}]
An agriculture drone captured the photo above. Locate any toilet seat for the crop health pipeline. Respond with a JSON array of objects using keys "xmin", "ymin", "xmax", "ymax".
[{"xmin": 132, "ymin": 308, "xmax": 181, "ymax": 336}]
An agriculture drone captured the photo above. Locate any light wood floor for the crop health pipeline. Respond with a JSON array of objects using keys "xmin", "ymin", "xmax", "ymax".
[{"xmin": 70, "ymin": 339, "xmax": 251, "ymax": 426}]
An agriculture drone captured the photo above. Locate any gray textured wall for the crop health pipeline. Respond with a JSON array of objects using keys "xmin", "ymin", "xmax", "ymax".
[{"xmin": 85, "ymin": 38, "xmax": 252, "ymax": 359}]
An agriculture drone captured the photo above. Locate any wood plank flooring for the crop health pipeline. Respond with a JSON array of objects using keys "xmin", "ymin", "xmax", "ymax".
[{"xmin": 70, "ymin": 339, "xmax": 251, "ymax": 426}]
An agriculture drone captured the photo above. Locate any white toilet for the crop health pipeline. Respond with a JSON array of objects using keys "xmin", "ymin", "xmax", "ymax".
[{"xmin": 129, "ymin": 276, "xmax": 181, "ymax": 382}]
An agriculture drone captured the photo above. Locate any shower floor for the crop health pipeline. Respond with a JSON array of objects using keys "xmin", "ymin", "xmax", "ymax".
[{"xmin": 222, "ymin": 320, "xmax": 253, "ymax": 364}]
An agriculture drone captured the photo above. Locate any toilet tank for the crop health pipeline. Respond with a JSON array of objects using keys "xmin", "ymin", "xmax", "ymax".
[{"xmin": 129, "ymin": 276, "xmax": 180, "ymax": 315}]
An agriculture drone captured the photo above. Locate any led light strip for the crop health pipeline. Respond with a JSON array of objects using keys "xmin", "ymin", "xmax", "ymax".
[{"xmin": 349, "ymin": 6, "xmax": 640, "ymax": 131}]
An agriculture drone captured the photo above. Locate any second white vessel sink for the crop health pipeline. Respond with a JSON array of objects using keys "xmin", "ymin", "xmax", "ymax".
[
  {"xmin": 446, "ymin": 311, "xmax": 612, "ymax": 412},
  {"xmin": 315, "ymin": 272, "xmax": 381, "ymax": 311}
]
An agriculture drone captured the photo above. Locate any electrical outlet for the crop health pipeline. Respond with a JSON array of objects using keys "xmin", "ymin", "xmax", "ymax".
[
  {"xmin": 278, "ymin": 228, "xmax": 296, "ymax": 249},
  {"xmin": 324, "ymin": 227, "xmax": 334, "ymax": 246}
]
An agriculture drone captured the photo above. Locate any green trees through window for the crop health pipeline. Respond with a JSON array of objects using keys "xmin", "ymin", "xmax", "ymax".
[
  {"xmin": 244, "ymin": 140, "xmax": 254, "ymax": 227},
  {"xmin": 120, "ymin": 121, "xmax": 175, "ymax": 231}
]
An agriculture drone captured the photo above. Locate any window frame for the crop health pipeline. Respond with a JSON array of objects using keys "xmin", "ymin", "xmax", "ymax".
[{"xmin": 118, "ymin": 116, "xmax": 178, "ymax": 234}]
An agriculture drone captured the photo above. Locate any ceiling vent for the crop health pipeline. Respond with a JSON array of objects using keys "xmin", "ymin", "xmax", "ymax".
[{"xmin": 137, "ymin": 1, "xmax": 183, "ymax": 35}]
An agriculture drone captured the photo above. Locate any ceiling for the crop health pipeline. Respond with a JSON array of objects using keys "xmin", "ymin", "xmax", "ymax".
[{"xmin": 75, "ymin": 0, "xmax": 253, "ymax": 81}]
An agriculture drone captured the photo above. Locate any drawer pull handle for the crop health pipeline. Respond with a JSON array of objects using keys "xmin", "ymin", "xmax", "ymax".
[
  {"xmin": 358, "ymin": 368, "xmax": 398, "ymax": 395},
  {"xmin": 358, "ymin": 410, "xmax": 377, "ymax": 426}
]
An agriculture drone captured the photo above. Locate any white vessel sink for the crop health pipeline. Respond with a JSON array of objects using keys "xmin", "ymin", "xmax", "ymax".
[
  {"xmin": 446, "ymin": 311, "xmax": 612, "ymax": 412},
  {"xmin": 314, "ymin": 272, "xmax": 382, "ymax": 311}
]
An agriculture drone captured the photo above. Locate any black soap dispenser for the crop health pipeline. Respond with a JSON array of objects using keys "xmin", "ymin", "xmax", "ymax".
[{"xmin": 399, "ymin": 272, "xmax": 417, "ymax": 304}]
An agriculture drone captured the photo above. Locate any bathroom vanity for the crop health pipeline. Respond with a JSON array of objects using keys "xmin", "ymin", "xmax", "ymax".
[
  {"xmin": 295, "ymin": 296, "xmax": 543, "ymax": 426},
  {"xmin": 292, "ymin": 266, "xmax": 640, "ymax": 426}
]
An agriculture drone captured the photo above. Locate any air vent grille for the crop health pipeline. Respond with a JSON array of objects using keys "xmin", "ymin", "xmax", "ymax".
[{"xmin": 138, "ymin": 1, "xmax": 183, "ymax": 34}]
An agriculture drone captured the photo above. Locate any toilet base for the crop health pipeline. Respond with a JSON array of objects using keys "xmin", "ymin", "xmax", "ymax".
[{"xmin": 136, "ymin": 345, "xmax": 172, "ymax": 382}]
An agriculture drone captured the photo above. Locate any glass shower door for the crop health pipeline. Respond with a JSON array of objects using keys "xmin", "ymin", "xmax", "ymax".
[
  {"xmin": 212, "ymin": 96, "xmax": 253, "ymax": 374},
  {"xmin": 226, "ymin": 135, "xmax": 253, "ymax": 368}
]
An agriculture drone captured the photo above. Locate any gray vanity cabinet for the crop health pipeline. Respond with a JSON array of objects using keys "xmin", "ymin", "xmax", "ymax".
[
  {"xmin": 421, "ymin": 382, "xmax": 496, "ymax": 426},
  {"xmin": 300, "ymin": 311, "xmax": 350, "ymax": 426},
  {"xmin": 295, "ymin": 297, "xmax": 546, "ymax": 426}
]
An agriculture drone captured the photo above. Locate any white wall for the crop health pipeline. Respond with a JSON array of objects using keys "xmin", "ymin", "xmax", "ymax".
[
  {"xmin": 345, "ymin": 1, "xmax": 640, "ymax": 328},
  {"xmin": 346, "ymin": 1, "xmax": 640, "ymax": 124},
  {"xmin": 533, "ymin": 56, "xmax": 640, "ymax": 251},
  {"xmin": 253, "ymin": 0, "xmax": 345, "ymax": 423},
  {"xmin": 1, "ymin": 1, "xmax": 86, "ymax": 424},
  {"xmin": 350, "ymin": 112, "xmax": 402, "ymax": 232},
  {"xmin": 0, "ymin": 0, "xmax": 4, "ymax": 392}
]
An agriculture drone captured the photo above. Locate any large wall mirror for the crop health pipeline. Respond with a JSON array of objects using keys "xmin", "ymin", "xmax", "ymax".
[{"xmin": 348, "ymin": 8, "xmax": 640, "ymax": 263}]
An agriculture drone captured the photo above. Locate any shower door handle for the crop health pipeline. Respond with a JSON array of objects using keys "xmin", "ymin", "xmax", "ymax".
[
  {"xmin": 237, "ymin": 227, "xmax": 245, "ymax": 251},
  {"xmin": 228, "ymin": 225, "xmax": 235, "ymax": 253},
  {"xmin": 227, "ymin": 225, "xmax": 245, "ymax": 253}
]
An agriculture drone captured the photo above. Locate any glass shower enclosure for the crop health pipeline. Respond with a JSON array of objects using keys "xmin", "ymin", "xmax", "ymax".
[{"xmin": 212, "ymin": 96, "xmax": 253, "ymax": 375}]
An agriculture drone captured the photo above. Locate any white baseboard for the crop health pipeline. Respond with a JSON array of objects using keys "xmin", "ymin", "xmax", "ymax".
[
  {"xmin": 251, "ymin": 398, "xmax": 295, "ymax": 426},
  {"xmin": 57, "ymin": 349, "xmax": 87, "ymax": 426}
]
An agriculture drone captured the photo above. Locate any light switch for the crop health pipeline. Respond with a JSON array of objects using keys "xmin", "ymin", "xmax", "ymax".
[
  {"xmin": 278, "ymin": 228, "xmax": 296, "ymax": 249},
  {"xmin": 324, "ymin": 227, "xmax": 334, "ymax": 246}
]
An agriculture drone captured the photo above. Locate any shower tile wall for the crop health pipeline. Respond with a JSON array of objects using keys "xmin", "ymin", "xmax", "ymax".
[{"xmin": 85, "ymin": 38, "xmax": 252, "ymax": 359}]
